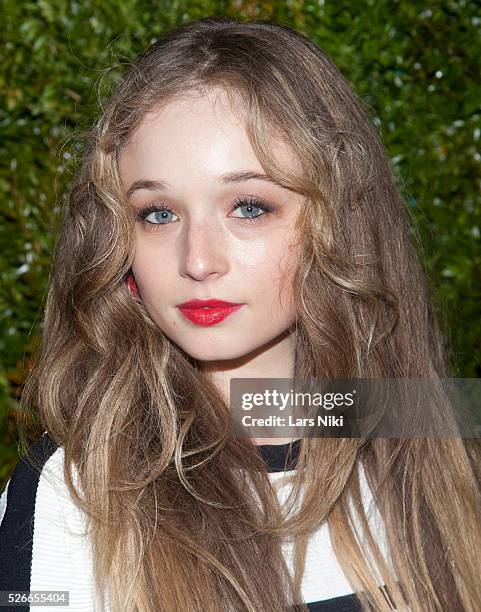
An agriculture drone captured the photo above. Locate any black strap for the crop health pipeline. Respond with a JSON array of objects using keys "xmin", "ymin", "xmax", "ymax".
[{"xmin": 0, "ymin": 433, "xmax": 59, "ymax": 611}]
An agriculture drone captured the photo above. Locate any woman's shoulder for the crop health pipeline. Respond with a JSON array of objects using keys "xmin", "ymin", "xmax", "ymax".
[{"xmin": 0, "ymin": 433, "xmax": 98, "ymax": 609}]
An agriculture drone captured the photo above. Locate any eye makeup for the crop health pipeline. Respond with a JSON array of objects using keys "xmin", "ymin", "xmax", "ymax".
[{"xmin": 135, "ymin": 194, "xmax": 276, "ymax": 230}]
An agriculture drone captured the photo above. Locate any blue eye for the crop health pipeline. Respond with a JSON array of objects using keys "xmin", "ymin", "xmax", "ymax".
[
  {"xmin": 138, "ymin": 206, "xmax": 174, "ymax": 226},
  {"xmin": 136, "ymin": 195, "xmax": 274, "ymax": 229},
  {"xmin": 231, "ymin": 196, "xmax": 274, "ymax": 223}
]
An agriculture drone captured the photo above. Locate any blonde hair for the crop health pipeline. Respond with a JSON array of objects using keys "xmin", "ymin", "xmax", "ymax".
[{"xmin": 19, "ymin": 16, "xmax": 481, "ymax": 611}]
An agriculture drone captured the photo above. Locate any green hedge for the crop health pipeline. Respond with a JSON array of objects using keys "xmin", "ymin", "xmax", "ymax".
[{"xmin": 1, "ymin": 0, "xmax": 480, "ymax": 489}]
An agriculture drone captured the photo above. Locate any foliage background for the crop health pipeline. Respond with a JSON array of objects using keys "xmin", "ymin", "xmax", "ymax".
[{"xmin": 1, "ymin": 0, "xmax": 480, "ymax": 490}]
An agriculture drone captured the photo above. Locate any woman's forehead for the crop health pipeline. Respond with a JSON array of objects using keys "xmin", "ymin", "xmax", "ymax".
[{"xmin": 118, "ymin": 92, "xmax": 302, "ymax": 191}]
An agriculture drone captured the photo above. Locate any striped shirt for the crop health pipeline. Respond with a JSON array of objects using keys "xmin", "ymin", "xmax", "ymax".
[{"xmin": 0, "ymin": 434, "xmax": 391, "ymax": 611}]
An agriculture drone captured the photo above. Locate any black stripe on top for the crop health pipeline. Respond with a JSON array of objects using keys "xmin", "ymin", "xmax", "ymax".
[
  {"xmin": 0, "ymin": 432, "xmax": 59, "ymax": 611},
  {"xmin": 303, "ymin": 592, "xmax": 363, "ymax": 611},
  {"xmin": 257, "ymin": 438, "xmax": 302, "ymax": 472}
]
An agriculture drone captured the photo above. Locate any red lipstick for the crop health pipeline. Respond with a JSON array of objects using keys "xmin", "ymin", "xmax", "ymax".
[{"xmin": 176, "ymin": 299, "xmax": 244, "ymax": 327}]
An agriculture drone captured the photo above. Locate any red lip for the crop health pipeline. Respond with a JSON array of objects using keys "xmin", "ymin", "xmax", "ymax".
[
  {"xmin": 176, "ymin": 299, "xmax": 244, "ymax": 327},
  {"xmin": 177, "ymin": 298, "xmax": 241, "ymax": 308}
]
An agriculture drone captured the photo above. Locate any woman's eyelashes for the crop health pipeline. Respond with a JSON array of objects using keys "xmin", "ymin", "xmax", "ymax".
[{"xmin": 135, "ymin": 195, "xmax": 276, "ymax": 230}]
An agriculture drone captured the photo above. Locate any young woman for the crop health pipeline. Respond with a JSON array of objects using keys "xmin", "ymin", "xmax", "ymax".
[{"xmin": 1, "ymin": 15, "xmax": 481, "ymax": 612}]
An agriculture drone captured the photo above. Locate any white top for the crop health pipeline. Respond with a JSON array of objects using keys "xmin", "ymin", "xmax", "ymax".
[{"xmin": 0, "ymin": 435, "xmax": 393, "ymax": 611}]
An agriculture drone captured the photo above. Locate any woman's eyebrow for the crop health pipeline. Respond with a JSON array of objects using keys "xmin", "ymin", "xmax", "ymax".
[{"xmin": 126, "ymin": 171, "xmax": 284, "ymax": 199}]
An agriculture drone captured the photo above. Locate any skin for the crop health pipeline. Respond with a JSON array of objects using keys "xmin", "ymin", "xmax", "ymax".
[{"xmin": 119, "ymin": 87, "xmax": 304, "ymax": 445}]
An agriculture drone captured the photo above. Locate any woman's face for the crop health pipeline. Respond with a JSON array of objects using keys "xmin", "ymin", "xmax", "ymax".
[{"xmin": 119, "ymin": 88, "xmax": 304, "ymax": 363}]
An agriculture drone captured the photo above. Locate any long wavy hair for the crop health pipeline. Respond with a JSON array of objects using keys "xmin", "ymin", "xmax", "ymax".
[{"xmin": 18, "ymin": 16, "xmax": 481, "ymax": 612}]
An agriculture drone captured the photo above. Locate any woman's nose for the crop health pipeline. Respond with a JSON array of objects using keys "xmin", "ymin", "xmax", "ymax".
[{"xmin": 178, "ymin": 222, "xmax": 229, "ymax": 282}]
